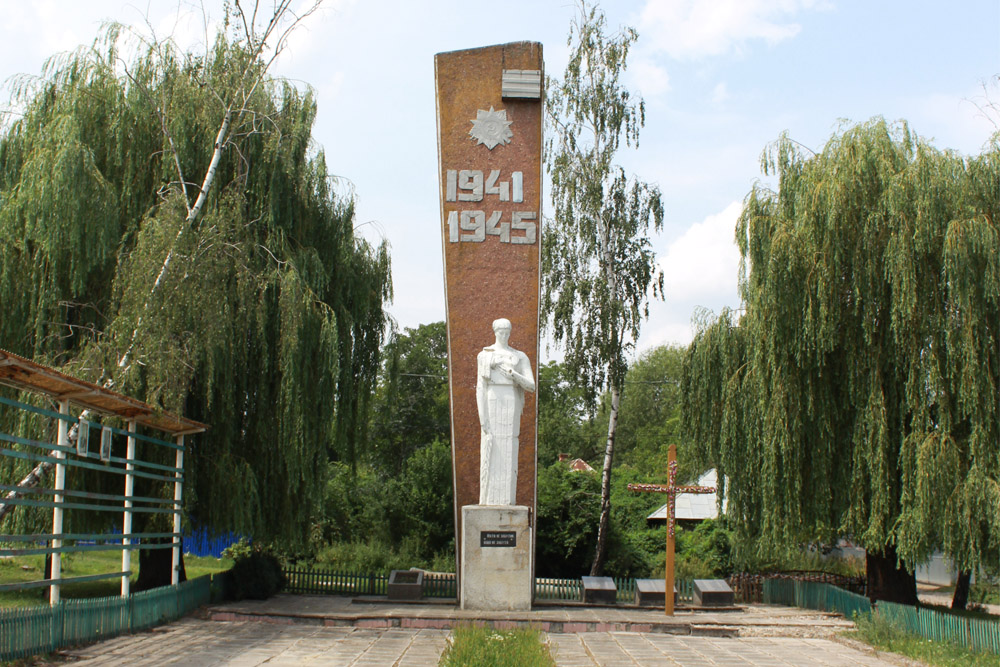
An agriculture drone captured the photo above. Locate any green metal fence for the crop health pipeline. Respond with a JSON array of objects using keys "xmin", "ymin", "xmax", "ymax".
[
  {"xmin": 764, "ymin": 578, "xmax": 872, "ymax": 618},
  {"xmin": 534, "ymin": 577, "xmax": 582, "ymax": 601},
  {"xmin": 877, "ymin": 600, "xmax": 1000, "ymax": 656},
  {"xmin": 283, "ymin": 568, "xmax": 388, "ymax": 596},
  {"xmin": 282, "ymin": 569, "xmax": 701, "ymax": 605},
  {"xmin": 764, "ymin": 578, "xmax": 999, "ymax": 656},
  {"xmin": 0, "ymin": 575, "xmax": 213, "ymax": 661},
  {"xmin": 423, "ymin": 572, "xmax": 457, "ymax": 598}
]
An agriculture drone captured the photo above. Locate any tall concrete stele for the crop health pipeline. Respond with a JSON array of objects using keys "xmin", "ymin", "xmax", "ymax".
[{"xmin": 435, "ymin": 42, "xmax": 543, "ymax": 610}]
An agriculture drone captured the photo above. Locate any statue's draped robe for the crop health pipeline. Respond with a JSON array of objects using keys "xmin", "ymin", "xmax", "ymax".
[{"xmin": 476, "ymin": 345, "xmax": 533, "ymax": 505}]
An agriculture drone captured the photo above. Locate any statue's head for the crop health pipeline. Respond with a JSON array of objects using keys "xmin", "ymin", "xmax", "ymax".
[{"xmin": 492, "ymin": 318, "xmax": 512, "ymax": 334}]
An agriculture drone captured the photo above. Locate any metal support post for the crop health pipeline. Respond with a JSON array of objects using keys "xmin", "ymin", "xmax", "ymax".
[
  {"xmin": 122, "ymin": 421, "xmax": 136, "ymax": 597},
  {"xmin": 172, "ymin": 435, "xmax": 184, "ymax": 586},
  {"xmin": 50, "ymin": 400, "xmax": 69, "ymax": 605}
]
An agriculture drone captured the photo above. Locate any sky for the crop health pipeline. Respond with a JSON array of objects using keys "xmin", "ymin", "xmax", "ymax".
[{"xmin": 1, "ymin": 0, "xmax": 998, "ymax": 362}]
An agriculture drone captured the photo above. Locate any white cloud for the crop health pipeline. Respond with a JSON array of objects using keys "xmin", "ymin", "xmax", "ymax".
[
  {"xmin": 661, "ymin": 200, "xmax": 742, "ymax": 301},
  {"xmin": 629, "ymin": 57, "xmax": 671, "ymax": 97},
  {"xmin": 638, "ymin": 320, "xmax": 701, "ymax": 350},
  {"xmin": 711, "ymin": 81, "xmax": 729, "ymax": 104},
  {"xmin": 638, "ymin": 0, "xmax": 826, "ymax": 60}
]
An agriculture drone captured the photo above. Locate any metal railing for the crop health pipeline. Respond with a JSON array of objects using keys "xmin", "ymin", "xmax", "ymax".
[
  {"xmin": 763, "ymin": 577, "xmax": 871, "ymax": 617},
  {"xmin": 281, "ymin": 569, "xmax": 704, "ymax": 605},
  {"xmin": 0, "ymin": 574, "xmax": 213, "ymax": 661},
  {"xmin": 0, "ymin": 391, "xmax": 192, "ymax": 601},
  {"xmin": 283, "ymin": 567, "xmax": 388, "ymax": 596},
  {"xmin": 763, "ymin": 578, "xmax": 999, "ymax": 656},
  {"xmin": 876, "ymin": 600, "xmax": 1000, "ymax": 655}
]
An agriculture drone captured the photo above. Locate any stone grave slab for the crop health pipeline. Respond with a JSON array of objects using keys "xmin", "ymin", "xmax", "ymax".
[
  {"xmin": 693, "ymin": 578, "xmax": 735, "ymax": 606},
  {"xmin": 634, "ymin": 578, "xmax": 678, "ymax": 606},
  {"xmin": 581, "ymin": 576, "xmax": 617, "ymax": 605},
  {"xmin": 387, "ymin": 570, "xmax": 423, "ymax": 601}
]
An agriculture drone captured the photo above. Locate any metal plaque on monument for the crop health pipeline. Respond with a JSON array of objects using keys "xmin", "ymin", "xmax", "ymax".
[{"xmin": 435, "ymin": 42, "xmax": 542, "ymax": 610}]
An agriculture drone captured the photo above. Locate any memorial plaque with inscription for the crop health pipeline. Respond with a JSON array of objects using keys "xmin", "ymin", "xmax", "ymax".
[
  {"xmin": 436, "ymin": 42, "xmax": 543, "ymax": 576},
  {"xmin": 480, "ymin": 531, "xmax": 517, "ymax": 548}
]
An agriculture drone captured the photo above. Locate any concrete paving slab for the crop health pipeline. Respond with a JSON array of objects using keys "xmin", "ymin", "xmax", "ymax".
[
  {"xmin": 43, "ymin": 618, "xmax": 907, "ymax": 666},
  {"xmin": 34, "ymin": 594, "xmax": 917, "ymax": 667}
]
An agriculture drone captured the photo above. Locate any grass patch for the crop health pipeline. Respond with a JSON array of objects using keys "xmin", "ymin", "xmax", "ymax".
[
  {"xmin": 0, "ymin": 550, "xmax": 231, "ymax": 607},
  {"xmin": 850, "ymin": 611, "xmax": 1000, "ymax": 667},
  {"xmin": 439, "ymin": 624, "xmax": 554, "ymax": 667}
]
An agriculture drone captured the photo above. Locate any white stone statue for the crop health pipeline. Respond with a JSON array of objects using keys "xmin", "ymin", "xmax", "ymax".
[{"xmin": 476, "ymin": 318, "xmax": 535, "ymax": 505}]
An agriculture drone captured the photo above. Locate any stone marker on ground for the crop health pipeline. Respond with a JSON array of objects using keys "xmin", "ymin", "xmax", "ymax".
[
  {"xmin": 581, "ymin": 576, "xmax": 617, "ymax": 605},
  {"xmin": 627, "ymin": 444, "xmax": 716, "ymax": 615},
  {"xmin": 435, "ymin": 42, "xmax": 544, "ymax": 611},
  {"xmin": 693, "ymin": 579, "xmax": 735, "ymax": 606},
  {"xmin": 387, "ymin": 570, "xmax": 423, "ymax": 601},
  {"xmin": 635, "ymin": 578, "xmax": 678, "ymax": 607}
]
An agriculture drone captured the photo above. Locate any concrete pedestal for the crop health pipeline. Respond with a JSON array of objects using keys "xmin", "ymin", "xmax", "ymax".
[{"xmin": 460, "ymin": 505, "xmax": 532, "ymax": 610}]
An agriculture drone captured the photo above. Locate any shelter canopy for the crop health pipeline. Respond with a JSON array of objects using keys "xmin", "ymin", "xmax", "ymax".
[{"xmin": 0, "ymin": 348, "xmax": 207, "ymax": 435}]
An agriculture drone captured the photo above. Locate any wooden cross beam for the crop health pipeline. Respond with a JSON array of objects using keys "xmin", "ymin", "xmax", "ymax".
[{"xmin": 627, "ymin": 444, "xmax": 716, "ymax": 616}]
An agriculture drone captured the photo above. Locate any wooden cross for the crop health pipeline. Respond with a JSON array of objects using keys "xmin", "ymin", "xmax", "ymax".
[{"xmin": 627, "ymin": 444, "xmax": 716, "ymax": 615}]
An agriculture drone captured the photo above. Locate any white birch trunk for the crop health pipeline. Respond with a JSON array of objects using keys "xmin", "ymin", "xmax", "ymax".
[{"xmin": 589, "ymin": 381, "xmax": 620, "ymax": 575}]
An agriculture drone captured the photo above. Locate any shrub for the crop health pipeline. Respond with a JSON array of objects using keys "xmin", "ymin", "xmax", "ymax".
[{"xmin": 229, "ymin": 546, "xmax": 286, "ymax": 600}]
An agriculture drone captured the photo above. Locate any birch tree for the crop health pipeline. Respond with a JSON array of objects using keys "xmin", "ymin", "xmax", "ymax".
[
  {"xmin": 0, "ymin": 1, "xmax": 392, "ymax": 548},
  {"xmin": 683, "ymin": 119, "xmax": 1000, "ymax": 604},
  {"xmin": 544, "ymin": 0, "xmax": 664, "ymax": 575}
]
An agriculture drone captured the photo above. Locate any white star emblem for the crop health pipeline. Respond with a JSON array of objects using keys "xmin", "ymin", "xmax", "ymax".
[{"xmin": 469, "ymin": 107, "xmax": 513, "ymax": 150}]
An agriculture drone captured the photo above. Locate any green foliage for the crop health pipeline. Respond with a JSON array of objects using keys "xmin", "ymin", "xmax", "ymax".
[
  {"xmin": 604, "ymin": 345, "xmax": 688, "ymax": 474},
  {"xmin": 368, "ymin": 322, "xmax": 449, "ymax": 475},
  {"xmin": 315, "ymin": 440, "xmax": 454, "ymax": 568},
  {"xmin": 603, "ymin": 464, "xmax": 665, "ymax": 577},
  {"xmin": 311, "ymin": 539, "xmax": 452, "ymax": 574},
  {"xmin": 393, "ymin": 438, "xmax": 454, "ymax": 558},
  {"xmin": 221, "ymin": 538, "xmax": 253, "ymax": 562},
  {"xmin": 0, "ymin": 23, "xmax": 391, "ymax": 544},
  {"xmin": 684, "ymin": 119, "xmax": 1000, "ymax": 575},
  {"xmin": 675, "ymin": 519, "xmax": 734, "ymax": 579},
  {"xmin": 535, "ymin": 462, "xmax": 600, "ymax": 577},
  {"xmin": 439, "ymin": 624, "xmax": 554, "ymax": 667},
  {"xmin": 229, "ymin": 545, "xmax": 286, "ymax": 601},
  {"xmin": 537, "ymin": 361, "xmax": 601, "ymax": 466},
  {"xmin": 973, "ymin": 580, "xmax": 1000, "ymax": 606}
]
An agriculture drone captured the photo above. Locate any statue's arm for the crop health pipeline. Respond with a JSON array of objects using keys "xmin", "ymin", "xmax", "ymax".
[
  {"xmin": 511, "ymin": 352, "xmax": 535, "ymax": 393},
  {"xmin": 476, "ymin": 352, "xmax": 490, "ymax": 431}
]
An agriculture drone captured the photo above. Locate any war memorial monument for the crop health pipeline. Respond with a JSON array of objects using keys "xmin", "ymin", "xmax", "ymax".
[{"xmin": 435, "ymin": 41, "xmax": 543, "ymax": 610}]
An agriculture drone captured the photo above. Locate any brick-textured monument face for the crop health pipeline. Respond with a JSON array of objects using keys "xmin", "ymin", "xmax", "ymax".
[{"xmin": 435, "ymin": 42, "xmax": 543, "ymax": 566}]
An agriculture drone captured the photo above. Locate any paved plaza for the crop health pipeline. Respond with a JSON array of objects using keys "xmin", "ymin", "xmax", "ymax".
[{"xmin": 50, "ymin": 616, "xmax": 905, "ymax": 666}]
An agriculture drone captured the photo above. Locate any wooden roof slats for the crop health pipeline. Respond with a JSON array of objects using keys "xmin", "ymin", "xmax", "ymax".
[{"xmin": 0, "ymin": 349, "xmax": 207, "ymax": 436}]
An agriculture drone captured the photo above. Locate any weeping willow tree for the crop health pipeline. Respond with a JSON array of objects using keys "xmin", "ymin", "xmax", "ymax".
[
  {"xmin": 683, "ymin": 119, "xmax": 1000, "ymax": 604},
  {"xmin": 0, "ymin": 9, "xmax": 391, "ymax": 551}
]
